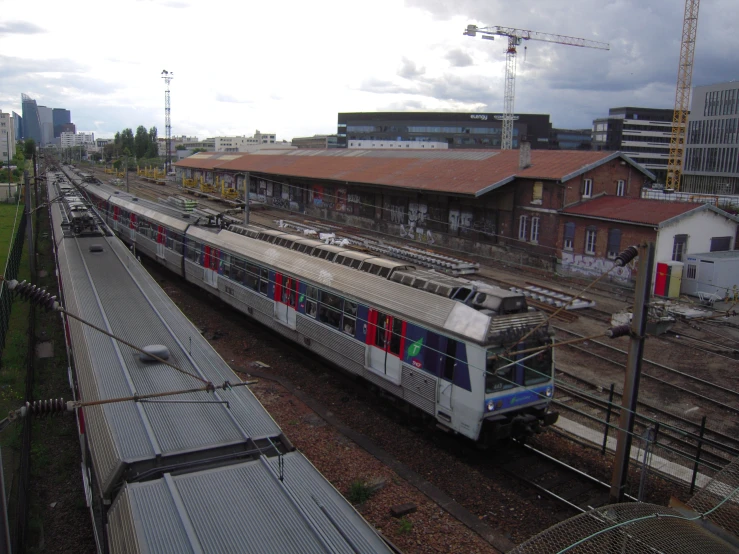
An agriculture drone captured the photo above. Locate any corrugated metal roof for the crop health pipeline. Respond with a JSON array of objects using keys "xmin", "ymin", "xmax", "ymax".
[
  {"xmin": 108, "ymin": 453, "xmax": 392, "ymax": 554},
  {"xmin": 174, "ymin": 149, "xmax": 652, "ymax": 196},
  {"xmin": 561, "ymin": 196, "xmax": 705, "ymax": 226},
  {"xmin": 51, "ymin": 189, "xmax": 282, "ymax": 497},
  {"xmin": 189, "ymin": 227, "xmax": 491, "ymax": 343}
]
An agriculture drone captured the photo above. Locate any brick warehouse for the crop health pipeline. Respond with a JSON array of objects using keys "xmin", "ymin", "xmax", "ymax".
[{"xmin": 174, "ymin": 145, "xmax": 655, "ymax": 274}]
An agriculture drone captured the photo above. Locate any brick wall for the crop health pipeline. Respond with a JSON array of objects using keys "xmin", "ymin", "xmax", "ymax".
[{"xmin": 562, "ymin": 159, "xmax": 645, "ymax": 207}]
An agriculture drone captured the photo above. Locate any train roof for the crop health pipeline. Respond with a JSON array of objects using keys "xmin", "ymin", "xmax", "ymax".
[
  {"xmin": 107, "ymin": 452, "xmax": 391, "ymax": 553},
  {"xmin": 49, "ymin": 184, "xmax": 283, "ymax": 498},
  {"xmin": 188, "ymin": 227, "xmax": 491, "ymax": 343},
  {"xmin": 107, "ymin": 195, "xmax": 192, "ymax": 232}
]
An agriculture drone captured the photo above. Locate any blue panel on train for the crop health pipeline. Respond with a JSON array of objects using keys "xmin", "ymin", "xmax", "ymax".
[
  {"xmin": 297, "ymin": 282, "xmax": 308, "ymax": 314},
  {"xmin": 492, "ymin": 386, "xmax": 549, "ymax": 411},
  {"xmin": 403, "ymin": 322, "xmax": 428, "ymax": 371},
  {"xmin": 356, "ymin": 305, "xmax": 369, "ymax": 342}
]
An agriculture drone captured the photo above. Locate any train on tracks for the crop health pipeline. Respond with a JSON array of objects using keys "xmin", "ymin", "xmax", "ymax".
[
  {"xmin": 46, "ymin": 171, "xmax": 393, "ymax": 553},
  {"xmin": 64, "ymin": 165, "xmax": 558, "ymax": 447}
]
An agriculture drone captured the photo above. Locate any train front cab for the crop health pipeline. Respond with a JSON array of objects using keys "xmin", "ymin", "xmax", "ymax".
[{"xmin": 479, "ymin": 339, "xmax": 558, "ymax": 445}]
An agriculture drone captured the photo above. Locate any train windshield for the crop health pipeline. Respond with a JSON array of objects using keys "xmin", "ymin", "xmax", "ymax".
[{"xmin": 485, "ymin": 341, "xmax": 552, "ymax": 394}]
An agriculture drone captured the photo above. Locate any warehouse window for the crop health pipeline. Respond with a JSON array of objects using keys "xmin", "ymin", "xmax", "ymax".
[
  {"xmin": 616, "ymin": 180, "xmax": 625, "ymax": 196},
  {"xmin": 710, "ymin": 236, "xmax": 731, "ymax": 252},
  {"xmin": 672, "ymin": 234, "xmax": 688, "ymax": 262},
  {"xmin": 583, "ymin": 179, "xmax": 593, "ymax": 198},
  {"xmin": 563, "ymin": 222, "xmax": 575, "ymax": 251},
  {"xmin": 518, "ymin": 216, "xmax": 528, "ymax": 240},
  {"xmin": 686, "ymin": 264, "xmax": 697, "ymax": 280},
  {"xmin": 530, "ymin": 217, "xmax": 540, "ymax": 243},
  {"xmin": 607, "ymin": 229, "xmax": 621, "ymax": 259},
  {"xmin": 532, "ymin": 181, "xmax": 543, "ymax": 204},
  {"xmin": 585, "ymin": 227, "xmax": 597, "ymax": 255}
]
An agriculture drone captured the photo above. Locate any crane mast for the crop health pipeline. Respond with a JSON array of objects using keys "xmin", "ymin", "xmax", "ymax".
[
  {"xmin": 666, "ymin": 0, "xmax": 700, "ymax": 191},
  {"xmin": 464, "ymin": 25, "xmax": 609, "ymax": 150}
]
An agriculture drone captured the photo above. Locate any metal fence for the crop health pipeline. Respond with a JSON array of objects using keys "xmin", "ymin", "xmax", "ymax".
[{"xmin": 0, "ymin": 210, "xmax": 27, "ymax": 359}]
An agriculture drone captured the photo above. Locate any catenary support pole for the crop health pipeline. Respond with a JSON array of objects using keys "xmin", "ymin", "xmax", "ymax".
[
  {"xmin": 23, "ymin": 172, "xmax": 36, "ymax": 278},
  {"xmin": 610, "ymin": 241, "xmax": 655, "ymax": 503}
]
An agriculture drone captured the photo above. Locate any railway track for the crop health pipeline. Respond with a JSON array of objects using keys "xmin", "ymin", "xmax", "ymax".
[{"xmin": 553, "ymin": 326, "xmax": 739, "ymax": 416}]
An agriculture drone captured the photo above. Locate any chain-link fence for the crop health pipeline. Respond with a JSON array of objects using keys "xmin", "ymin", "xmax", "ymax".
[{"xmin": 0, "ymin": 210, "xmax": 27, "ymax": 359}]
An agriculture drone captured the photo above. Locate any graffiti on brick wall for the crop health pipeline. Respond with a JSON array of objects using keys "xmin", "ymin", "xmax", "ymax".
[
  {"xmin": 400, "ymin": 225, "xmax": 435, "ymax": 244},
  {"xmin": 561, "ymin": 252, "xmax": 633, "ymax": 281},
  {"xmin": 389, "ymin": 204, "xmax": 405, "ymax": 224},
  {"xmin": 408, "ymin": 202, "xmax": 428, "ymax": 227}
]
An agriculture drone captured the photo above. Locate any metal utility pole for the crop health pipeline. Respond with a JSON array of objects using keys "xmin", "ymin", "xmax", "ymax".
[
  {"xmin": 610, "ymin": 242, "xmax": 656, "ymax": 503},
  {"xmin": 463, "ymin": 24, "xmax": 609, "ymax": 150},
  {"xmin": 161, "ymin": 70, "xmax": 174, "ymax": 175},
  {"xmin": 666, "ymin": 0, "xmax": 700, "ymax": 191}
]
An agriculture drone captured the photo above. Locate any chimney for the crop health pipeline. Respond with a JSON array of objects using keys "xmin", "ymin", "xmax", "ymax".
[{"xmin": 519, "ymin": 141, "xmax": 531, "ymax": 170}]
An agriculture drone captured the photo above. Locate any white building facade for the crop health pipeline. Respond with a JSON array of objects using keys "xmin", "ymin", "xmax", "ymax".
[
  {"xmin": 61, "ymin": 132, "xmax": 95, "ymax": 148},
  {"xmin": 0, "ymin": 110, "xmax": 16, "ymax": 161}
]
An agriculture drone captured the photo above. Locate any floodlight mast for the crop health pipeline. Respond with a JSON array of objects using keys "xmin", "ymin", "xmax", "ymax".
[
  {"xmin": 161, "ymin": 70, "xmax": 174, "ymax": 174},
  {"xmin": 464, "ymin": 24, "xmax": 610, "ymax": 150}
]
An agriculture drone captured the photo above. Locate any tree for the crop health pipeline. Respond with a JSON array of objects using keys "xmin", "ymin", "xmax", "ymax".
[
  {"xmin": 176, "ymin": 144, "xmax": 186, "ymax": 151},
  {"xmin": 23, "ymin": 139, "xmax": 36, "ymax": 160},
  {"xmin": 120, "ymin": 128, "xmax": 135, "ymax": 154},
  {"xmin": 134, "ymin": 125, "xmax": 149, "ymax": 158}
]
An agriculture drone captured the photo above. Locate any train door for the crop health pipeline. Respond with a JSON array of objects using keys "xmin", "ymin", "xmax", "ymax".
[
  {"xmin": 113, "ymin": 206, "xmax": 120, "ymax": 232},
  {"xmin": 203, "ymin": 245, "xmax": 219, "ymax": 288},
  {"xmin": 437, "ymin": 339, "xmax": 459, "ymax": 412},
  {"xmin": 274, "ymin": 274, "xmax": 298, "ymax": 329},
  {"xmin": 156, "ymin": 226, "xmax": 166, "ymax": 258},
  {"xmin": 129, "ymin": 213, "xmax": 137, "ymax": 242},
  {"xmin": 366, "ymin": 309, "xmax": 404, "ymax": 383}
]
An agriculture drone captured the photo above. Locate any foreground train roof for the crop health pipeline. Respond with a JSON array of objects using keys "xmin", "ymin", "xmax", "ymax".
[{"xmin": 107, "ymin": 452, "xmax": 392, "ymax": 554}]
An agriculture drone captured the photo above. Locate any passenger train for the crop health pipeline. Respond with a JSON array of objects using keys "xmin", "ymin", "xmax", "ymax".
[
  {"xmin": 46, "ymin": 169, "xmax": 393, "ymax": 553},
  {"xmin": 65, "ymin": 166, "xmax": 558, "ymax": 446}
]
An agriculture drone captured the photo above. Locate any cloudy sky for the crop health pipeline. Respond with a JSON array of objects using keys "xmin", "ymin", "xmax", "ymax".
[{"xmin": 1, "ymin": 0, "xmax": 737, "ymax": 141}]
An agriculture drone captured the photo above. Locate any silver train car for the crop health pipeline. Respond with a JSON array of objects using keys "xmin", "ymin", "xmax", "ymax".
[
  {"xmin": 68, "ymin": 167, "xmax": 558, "ymax": 447},
  {"xmin": 48, "ymin": 171, "xmax": 392, "ymax": 553}
]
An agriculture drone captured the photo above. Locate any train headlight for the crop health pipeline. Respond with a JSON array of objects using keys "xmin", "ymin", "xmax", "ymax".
[
  {"xmin": 486, "ymin": 399, "xmax": 495, "ymax": 412},
  {"xmin": 545, "ymin": 387, "xmax": 553, "ymax": 397}
]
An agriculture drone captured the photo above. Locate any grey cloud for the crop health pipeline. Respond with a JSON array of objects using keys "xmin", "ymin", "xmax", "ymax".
[
  {"xmin": 0, "ymin": 21, "xmax": 46, "ymax": 35},
  {"xmin": 215, "ymin": 93, "xmax": 253, "ymax": 104},
  {"xmin": 0, "ymin": 55, "xmax": 87, "ymax": 78},
  {"xmin": 398, "ymin": 57, "xmax": 425, "ymax": 79},
  {"xmin": 445, "ymin": 49, "xmax": 474, "ymax": 67},
  {"xmin": 359, "ymin": 77, "xmax": 416, "ymax": 95}
]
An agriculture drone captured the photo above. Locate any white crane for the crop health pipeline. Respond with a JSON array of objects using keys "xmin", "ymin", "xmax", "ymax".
[{"xmin": 463, "ymin": 25, "xmax": 610, "ymax": 150}]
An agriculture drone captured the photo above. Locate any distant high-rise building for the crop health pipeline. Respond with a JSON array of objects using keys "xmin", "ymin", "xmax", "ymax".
[
  {"xmin": 592, "ymin": 107, "xmax": 675, "ymax": 184},
  {"xmin": 37, "ymin": 106, "xmax": 53, "ymax": 146},
  {"xmin": 53, "ymin": 108, "xmax": 71, "ymax": 138},
  {"xmin": 21, "ymin": 93, "xmax": 42, "ymax": 144},
  {"xmin": 682, "ymin": 81, "xmax": 739, "ymax": 195},
  {"xmin": 12, "ymin": 111, "xmax": 22, "ymax": 140},
  {"xmin": 1, "ymin": 111, "xmax": 17, "ymax": 162}
]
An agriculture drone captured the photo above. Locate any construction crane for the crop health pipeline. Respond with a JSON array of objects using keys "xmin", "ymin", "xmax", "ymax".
[
  {"xmin": 463, "ymin": 25, "xmax": 610, "ymax": 150},
  {"xmin": 161, "ymin": 70, "xmax": 174, "ymax": 175},
  {"xmin": 666, "ymin": 0, "xmax": 700, "ymax": 191}
]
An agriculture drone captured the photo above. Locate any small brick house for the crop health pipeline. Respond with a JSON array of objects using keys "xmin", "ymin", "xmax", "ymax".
[{"xmin": 557, "ymin": 196, "xmax": 739, "ymax": 284}]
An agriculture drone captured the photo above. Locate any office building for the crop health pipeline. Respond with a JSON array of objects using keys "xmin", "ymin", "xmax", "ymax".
[
  {"xmin": 292, "ymin": 135, "xmax": 339, "ymax": 149},
  {"xmin": 682, "ymin": 81, "xmax": 739, "ymax": 195},
  {"xmin": 53, "ymin": 108, "xmax": 72, "ymax": 138},
  {"xmin": 12, "ymin": 111, "xmax": 22, "ymax": 141},
  {"xmin": 550, "ymin": 128, "xmax": 592, "ymax": 150},
  {"xmin": 338, "ymin": 112, "xmax": 552, "ymax": 149},
  {"xmin": 1, "ymin": 111, "xmax": 16, "ymax": 161},
  {"xmin": 21, "ymin": 93, "xmax": 42, "ymax": 144},
  {"xmin": 592, "ymin": 107, "xmax": 675, "ymax": 183},
  {"xmin": 60, "ymin": 132, "xmax": 95, "ymax": 148}
]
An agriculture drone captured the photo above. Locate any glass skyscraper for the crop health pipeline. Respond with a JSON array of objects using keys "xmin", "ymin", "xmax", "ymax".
[{"xmin": 21, "ymin": 93, "xmax": 42, "ymax": 144}]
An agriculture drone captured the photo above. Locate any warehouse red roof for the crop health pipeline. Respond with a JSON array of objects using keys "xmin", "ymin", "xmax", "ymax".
[
  {"xmin": 561, "ymin": 196, "xmax": 707, "ymax": 226},
  {"xmin": 174, "ymin": 149, "xmax": 654, "ymax": 196}
]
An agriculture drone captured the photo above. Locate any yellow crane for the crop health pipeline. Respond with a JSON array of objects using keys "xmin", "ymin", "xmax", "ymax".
[
  {"xmin": 666, "ymin": 0, "xmax": 700, "ymax": 191},
  {"xmin": 464, "ymin": 24, "xmax": 609, "ymax": 150}
]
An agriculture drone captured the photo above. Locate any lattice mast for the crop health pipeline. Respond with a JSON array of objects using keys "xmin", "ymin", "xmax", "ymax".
[
  {"xmin": 666, "ymin": 0, "xmax": 700, "ymax": 191},
  {"xmin": 464, "ymin": 25, "xmax": 610, "ymax": 150},
  {"xmin": 161, "ymin": 70, "xmax": 174, "ymax": 174}
]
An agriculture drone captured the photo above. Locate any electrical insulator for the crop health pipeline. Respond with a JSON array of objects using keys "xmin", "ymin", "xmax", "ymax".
[
  {"xmin": 7, "ymin": 280, "xmax": 60, "ymax": 311},
  {"xmin": 614, "ymin": 246, "xmax": 639, "ymax": 267},
  {"xmin": 605, "ymin": 324, "xmax": 631, "ymax": 339},
  {"xmin": 9, "ymin": 398, "xmax": 73, "ymax": 421}
]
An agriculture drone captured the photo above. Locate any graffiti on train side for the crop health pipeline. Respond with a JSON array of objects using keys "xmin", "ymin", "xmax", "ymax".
[{"xmin": 561, "ymin": 252, "xmax": 633, "ymax": 281}]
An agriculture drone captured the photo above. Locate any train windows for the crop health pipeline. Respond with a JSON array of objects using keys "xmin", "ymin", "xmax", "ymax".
[
  {"xmin": 318, "ymin": 291, "xmax": 343, "ymax": 329},
  {"xmin": 388, "ymin": 318, "xmax": 403, "ymax": 356},
  {"xmin": 305, "ymin": 285, "xmax": 318, "ymax": 318},
  {"xmin": 374, "ymin": 313, "xmax": 387, "ymax": 349},
  {"xmin": 243, "ymin": 262, "xmax": 257, "ymax": 289},
  {"xmin": 172, "ymin": 231, "xmax": 184, "ymax": 254},
  {"xmin": 522, "ymin": 345, "xmax": 552, "ymax": 386},
  {"xmin": 350, "ymin": 259, "xmax": 363, "ymax": 269},
  {"xmin": 186, "ymin": 240, "xmax": 201, "ymax": 263},
  {"xmin": 221, "ymin": 253, "xmax": 232, "ymax": 279},
  {"xmin": 259, "ymin": 268, "xmax": 270, "ymax": 295},
  {"xmin": 485, "ymin": 352, "xmax": 516, "ymax": 393},
  {"xmin": 343, "ymin": 301, "xmax": 357, "ymax": 335}
]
